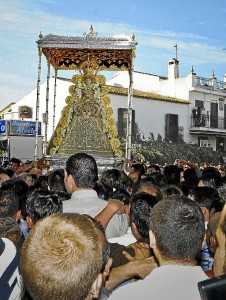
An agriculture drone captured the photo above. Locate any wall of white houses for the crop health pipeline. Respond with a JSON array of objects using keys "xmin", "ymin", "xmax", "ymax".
[{"xmin": 1, "ymin": 57, "xmax": 226, "ymax": 160}]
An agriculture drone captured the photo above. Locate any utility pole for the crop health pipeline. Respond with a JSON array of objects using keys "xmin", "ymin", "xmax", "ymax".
[{"xmin": 174, "ymin": 44, "xmax": 178, "ymax": 60}]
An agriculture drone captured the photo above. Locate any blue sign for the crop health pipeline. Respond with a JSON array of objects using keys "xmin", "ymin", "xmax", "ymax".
[
  {"xmin": 0, "ymin": 120, "xmax": 7, "ymax": 135},
  {"xmin": 10, "ymin": 120, "xmax": 41, "ymax": 136}
]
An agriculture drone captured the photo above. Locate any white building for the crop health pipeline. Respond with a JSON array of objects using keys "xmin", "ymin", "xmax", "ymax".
[
  {"xmin": 108, "ymin": 58, "xmax": 226, "ymax": 151},
  {"xmin": 1, "ymin": 58, "xmax": 226, "ymax": 160}
]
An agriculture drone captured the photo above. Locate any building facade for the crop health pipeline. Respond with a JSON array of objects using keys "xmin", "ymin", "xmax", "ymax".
[
  {"xmin": 1, "ymin": 58, "xmax": 226, "ymax": 160},
  {"xmin": 108, "ymin": 58, "xmax": 226, "ymax": 151}
]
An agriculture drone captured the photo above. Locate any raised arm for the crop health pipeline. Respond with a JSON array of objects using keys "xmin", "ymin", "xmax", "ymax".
[
  {"xmin": 95, "ymin": 200, "xmax": 125, "ymax": 229},
  {"xmin": 178, "ymin": 159, "xmax": 199, "ymax": 171},
  {"xmin": 178, "ymin": 159, "xmax": 203, "ymax": 179},
  {"xmin": 105, "ymin": 256, "xmax": 158, "ymax": 292},
  {"xmin": 16, "ymin": 156, "xmax": 47, "ymax": 175}
]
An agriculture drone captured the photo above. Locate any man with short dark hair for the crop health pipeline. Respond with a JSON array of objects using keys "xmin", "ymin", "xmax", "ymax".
[
  {"xmin": 188, "ymin": 186, "xmax": 222, "ymax": 216},
  {"xmin": 108, "ymin": 192, "xmax": 157, "ymax": 269},
  {"xmin": 48, "ymin": 168, "xmax": 68, "ymax": 193},
  {"xmin": 20, "ymin": 213, "xmax": 104, "ymax": 300},
  {"xmin": 163, "ymin": 164, "xmax": 183, "ymax": 185},
  {"xmin": 188, "ymin": 186, "xmax": 220, "ymax": 272},
  {"xmin": 25, "ymin": 189, "xmax": 62, "ymax": 229},
  {"xmin": 9, "ymin": 158, "xmax": 21, "ymax": 172},
  {"xmin": 0, "ymin": 217, "xmax": 24, "ymax": 251},
  {"xmin": 64, "ymin": 153, "xmax": 128, "ymax": 238},
  {"xmin": 146, "ymin": 164, "xmax": 161, "ymax": 174},
  {"xmin": 130, "ymin": 192, "xmax": 158, "ymax": 241},
  {"xmin": 110, "ymin": 196, "xmax": 208, "ymax": 300},
  {"xmin": 0, "ymin": 190, "xmax": 21, "ymax": 222},
  {"xmin": 128, "ymin": 163, "xmax": 145, "ymax": 185}
]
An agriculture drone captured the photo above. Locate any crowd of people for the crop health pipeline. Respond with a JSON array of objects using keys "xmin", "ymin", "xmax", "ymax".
[{"xmin": 1, "ymin": 153, "xmax": 226, "ymax": 299}]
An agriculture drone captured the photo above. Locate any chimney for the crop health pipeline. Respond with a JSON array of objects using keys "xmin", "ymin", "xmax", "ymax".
[
  {"xmin": 168, "ymin": 58, "xmax": 179, "ymax": 79},
  {"xmin": 210, "ymin": 71, "xmax": 217, "ymax": 89},
  {"xmin": 188, "ymin": 66, "xmax": 196, "ymax": 87}
]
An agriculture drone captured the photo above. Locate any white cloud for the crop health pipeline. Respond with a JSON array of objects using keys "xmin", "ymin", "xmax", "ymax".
[
  {"xmin": 150, "ymin": 30, "xmax": 207, "ymax": 40},
  {"xmin": 1, "ymin": 0, "xmax": 226, "ymax": 110}
]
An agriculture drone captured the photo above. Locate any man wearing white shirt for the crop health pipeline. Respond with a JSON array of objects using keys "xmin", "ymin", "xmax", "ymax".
[
  {"xmin": 110, "ymin": 195, "xmax": 208, "ymax": 300},
  {"xmin": 63, "ymin": 153, "xmax": 128, "ymax": 239}
]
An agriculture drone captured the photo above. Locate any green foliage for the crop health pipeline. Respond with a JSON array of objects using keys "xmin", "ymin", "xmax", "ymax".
[{"xmin": 131, "ymin": 139, "xmax": 220, "ymax": 165}]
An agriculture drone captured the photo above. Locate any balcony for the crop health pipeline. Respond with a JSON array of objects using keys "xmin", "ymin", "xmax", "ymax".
[
  {"xmin": 196, "ymin": 76, "xmax": 226, "ymax": 92},
  {"xmin": 190, "ymin": 114, "xmax": 226, "ymax": 135}
]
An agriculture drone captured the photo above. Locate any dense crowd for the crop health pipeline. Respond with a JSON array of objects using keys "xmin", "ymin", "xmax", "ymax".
[{"xmin": 1, "ymin": 153, "xmax": 226, "ymax": 299}]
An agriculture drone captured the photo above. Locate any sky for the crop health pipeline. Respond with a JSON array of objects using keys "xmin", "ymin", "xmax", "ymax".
[{"xmin": 1, "ymin": 0, "xmax": 226, "ymax": 110}]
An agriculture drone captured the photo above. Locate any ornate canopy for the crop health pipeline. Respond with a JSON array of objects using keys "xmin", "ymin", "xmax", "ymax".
[
  {"xmin": 34, "ymin": 27, "xmax": 137, "ymax": 162},
  {"xmin": 36, "ymin": 26, "xmax": 137, "ymax": 72}
]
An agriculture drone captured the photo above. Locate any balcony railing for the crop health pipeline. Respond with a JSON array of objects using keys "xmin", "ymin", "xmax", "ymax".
[
  {"xmin": 196, "ymin": 76, "xmax": 225, "ymax": 91},
  {"xmin": 191, "ymin": 114, "xmax": 226, "ymax": 130},
  {"xmin": 196, "ymin": 76, "xmax": 210, "ymax": 86}
]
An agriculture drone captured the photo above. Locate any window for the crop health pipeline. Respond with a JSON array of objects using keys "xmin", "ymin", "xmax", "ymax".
[
  {"xmin": 165, "ymin": 114, "xmax": 178, "ymax": 140},
  {"xmin": 198, "ymin": 137, "xmax": 209, "ymax": 147},
  {"xmin": 195, "ymin": 100, "xmax": 204, "ymax": 108},
  {"xmin": 210, "ymin": 102, "xmax": 218, "ymax": 128}
]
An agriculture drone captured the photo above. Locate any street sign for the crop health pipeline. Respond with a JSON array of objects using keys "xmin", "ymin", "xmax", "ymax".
[
  {"xmin": 0, "ymin": 120, "xmax": 7, "ymax": 135},
  {"xmin": 9, "ymin": 120, "xmax": 41, "ymax": 136}
]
